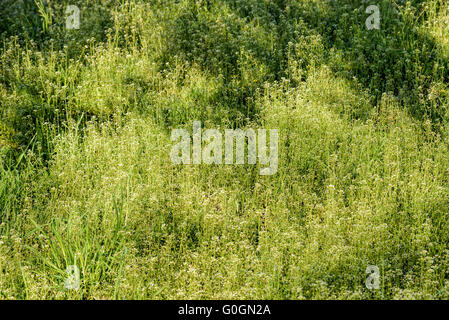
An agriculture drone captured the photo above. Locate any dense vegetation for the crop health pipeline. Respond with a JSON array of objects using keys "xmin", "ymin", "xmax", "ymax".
[{"xmin": 0, "ymin": 0, "xmax": 449, "ymax": 299}]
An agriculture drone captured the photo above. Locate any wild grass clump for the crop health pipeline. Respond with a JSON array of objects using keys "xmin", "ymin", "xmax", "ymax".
[{"xmin": 1, "ymin": 0, "xmax": 449, "ymax": 299}]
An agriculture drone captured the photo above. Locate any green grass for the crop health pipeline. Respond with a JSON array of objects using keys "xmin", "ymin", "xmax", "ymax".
[{"xmin": 1, "ymin": 0, "xmax": 449, "ymax": 299}]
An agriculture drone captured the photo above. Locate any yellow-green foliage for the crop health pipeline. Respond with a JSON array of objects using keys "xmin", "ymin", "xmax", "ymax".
[{"xmin": 1, "ymin": 0, "xmax": 449, "ymax": 299}]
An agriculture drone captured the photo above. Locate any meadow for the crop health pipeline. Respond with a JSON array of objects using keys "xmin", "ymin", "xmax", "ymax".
[{"xmin": 0, "ymin": 0, "xmax": 449, "ymax": 299}]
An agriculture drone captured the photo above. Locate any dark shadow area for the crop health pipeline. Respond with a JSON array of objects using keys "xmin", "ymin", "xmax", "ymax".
[
  {"xmin": 0, "ymin": 0, "xmax": 43, "ymax": 41},
  {"xmin": 0, "ymin": 0, "xmax": 116, "ymax": 57},
  {"xmin": 162, "ymin": 0, "xmax": 449, "ymax": 125}
]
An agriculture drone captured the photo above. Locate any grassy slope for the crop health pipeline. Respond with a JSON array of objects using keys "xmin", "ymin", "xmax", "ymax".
[{"xmin": 0, "ymin": 0, "xmax": 449, "ymax": 299}]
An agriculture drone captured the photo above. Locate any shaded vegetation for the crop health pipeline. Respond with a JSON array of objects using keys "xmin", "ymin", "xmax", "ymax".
[{"xmin": 1, "ymin": 0, "xmax": 449, "ymax": 299}]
